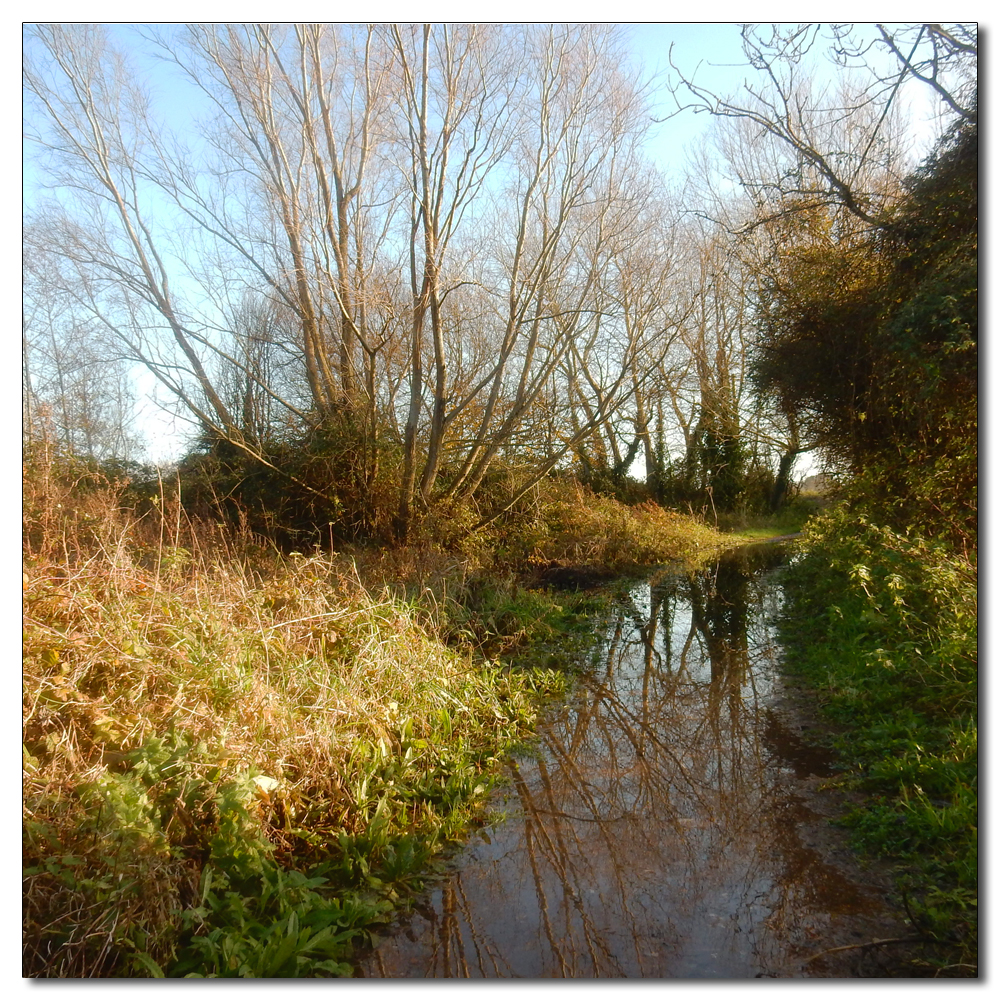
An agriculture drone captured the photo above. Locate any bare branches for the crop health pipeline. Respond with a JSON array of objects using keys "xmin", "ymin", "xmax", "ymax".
[
  {"xmin": 832, "ymin": 23, "xmax": 978, "ymax": 124},
  {"xmin": 24, "ymin": 22, "xmax": 707, "ymax": 537},
  {"xmin": 666, "ymin": 23, "xmax": 977, "ymax": 232}
]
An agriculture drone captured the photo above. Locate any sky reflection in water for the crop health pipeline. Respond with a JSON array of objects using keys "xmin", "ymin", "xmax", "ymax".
[{"xmin": 359, "ymin": 544, "xmax": 895, "ymax": 978}]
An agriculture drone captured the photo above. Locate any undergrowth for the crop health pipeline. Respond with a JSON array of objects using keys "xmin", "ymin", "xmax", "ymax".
[
  {"xmin": 779, "ymin": 503, "xmax": 977, "ymax": 976},
  {"xmin": 718, "ymin": 496, "xmax": 821, "ymax": 539},
  {"xmin": 23, "ymin": 455, "xmax": 721, "ymax": 977},
  {"xmin": 476, "ymin": 478, "xmax": 731, "ymax": 572}
]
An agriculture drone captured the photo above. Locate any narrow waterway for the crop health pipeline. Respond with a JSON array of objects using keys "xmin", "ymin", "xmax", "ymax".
[{"xmin": 356, "ymin": 543, "xmax": 908, "ymax": 978}]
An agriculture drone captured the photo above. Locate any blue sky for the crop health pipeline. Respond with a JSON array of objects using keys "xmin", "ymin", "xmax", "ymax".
[
  {"xmin": 19, "ymin": 21, "xmax": 971, "ymax": 465},
  {"xmin": 626, "ymin": 22, "xmax": 945, "ymax": 177}
]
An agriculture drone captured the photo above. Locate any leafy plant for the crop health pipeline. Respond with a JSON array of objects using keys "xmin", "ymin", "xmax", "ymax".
[{"xmin": 171, "ymin": 865, "xmax": 386, "ymax": 978}]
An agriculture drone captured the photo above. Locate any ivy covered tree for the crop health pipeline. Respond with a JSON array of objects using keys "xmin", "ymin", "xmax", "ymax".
[{"xmin": 753, "ymin": 102, "xmax": 977, "ymax": 546}]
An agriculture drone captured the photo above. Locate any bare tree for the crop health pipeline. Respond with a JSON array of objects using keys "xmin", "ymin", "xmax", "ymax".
[
  {"xmin": 431, "ymin": 25, "xmax": 659, "ymax": 525},
  {"xmin": 831, "ymin": 23, "xmax": 977, "ymax": 124},
  {"xmin": 25, "ymin": 22, "xmax": 667, "ymax": 539},
  {"xmin": 562, "ymin": 183, "xmax": 689, "ymax": 491},
  {"xmin": 667, "ymin": 23, "xmax": 977, "ymax": 230},
  {"xmin": 23, "ymin": 240, "xmax": 140, "ymax": 461}
]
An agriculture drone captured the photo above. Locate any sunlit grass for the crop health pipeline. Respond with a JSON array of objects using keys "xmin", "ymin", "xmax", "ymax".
[
  {"xmin": 719, "ymin": 496, "xmax": 821, "ymax": 540},
  {"xmin": 23, "ymin": 543, "xmax": 571, "ymax": 976},
  {"xmin": 493, "ymin": 478, "xmax": 733, "ymax": 570},
  {"xmin": 779, "ymin": 505, "xmax": 977, "ymax": 975}
]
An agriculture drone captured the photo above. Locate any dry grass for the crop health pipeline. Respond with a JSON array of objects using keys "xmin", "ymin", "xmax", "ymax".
[
  {"xmin": 22, "ymin": 455, "xmax": 730, "ymax": 977},
  {"xmin": 498, "ymin": 479, "xmax": 732, "ymax": 570},
  {"xmin": 22, "ymin": 458, "xmax": 563, "ymax": 976}
]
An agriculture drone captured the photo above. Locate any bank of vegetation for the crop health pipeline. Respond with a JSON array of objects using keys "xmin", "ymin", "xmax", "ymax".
[
  {"xmin": 22, "ymin": 450, "xmax": 730, "ymax": 978},
  {"xmin": 781, "ymin": 512, "xmax": 976, "ymax": 975},
  {"xmin": 771, "ymin": 104, "xmax": 977, "ymax": 975}
]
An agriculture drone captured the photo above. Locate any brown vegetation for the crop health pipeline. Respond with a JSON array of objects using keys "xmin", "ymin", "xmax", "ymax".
[{"xmin": 22, "ymin": 450, "xmax": 727, "ymax": 976}]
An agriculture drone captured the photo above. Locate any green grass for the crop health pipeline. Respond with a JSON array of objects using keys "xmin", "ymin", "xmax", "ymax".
[
  {"xmin": 720, "ymin": 496, "xmax": 821, "ymax": 540},
  {"xmin": 778, "ymin": 505, "xmax": 977, "ymax": 975},
  {"xmin": 733, "ymin": 525, "xmax": 801, "ymax": 540}
]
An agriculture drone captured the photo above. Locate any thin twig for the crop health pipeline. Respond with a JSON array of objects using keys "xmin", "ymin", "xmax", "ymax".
[
  {"xmin": 803, "ymin": 936, "xmax": 925, "ymax": 963},
  {"xmin": 934, "ymin": 963, "xmax": 978, "ymax": 976}
]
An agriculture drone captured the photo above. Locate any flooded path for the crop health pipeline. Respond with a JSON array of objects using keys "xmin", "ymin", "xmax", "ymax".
[{"xmin": 357, "ymin": 544, "xmax": 909, "ymax": 978}]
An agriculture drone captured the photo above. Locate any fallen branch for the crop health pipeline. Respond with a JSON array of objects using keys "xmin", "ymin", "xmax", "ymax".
[{"xmin": 803, "ymin": 936, "xmax": 925, "ymax": 963}]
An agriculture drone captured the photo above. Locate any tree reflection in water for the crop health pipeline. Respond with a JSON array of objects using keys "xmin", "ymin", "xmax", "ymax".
[{"xmin": 358, "ymin": 545, "xmax": 897, "ymax": 978}]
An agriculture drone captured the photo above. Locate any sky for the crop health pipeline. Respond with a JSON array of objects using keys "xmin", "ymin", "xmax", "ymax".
[
  {"xmin": 628, "ymin": 23, "xmax": 946, "ymax": 173},
  {"xmin": 18, "ymin": 19, "xmax": 977, "ymax": 466}
]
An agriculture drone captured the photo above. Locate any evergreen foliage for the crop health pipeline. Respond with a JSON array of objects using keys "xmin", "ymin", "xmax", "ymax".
[{"xmin": 753, "ymin": 104, "xmax": 977, "ymax": 545}]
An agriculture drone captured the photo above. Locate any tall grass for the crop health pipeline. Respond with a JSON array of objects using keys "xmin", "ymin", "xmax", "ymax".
[{"xmin": 24, "ymin": 457, "xmax": 726, "ymax": 977}]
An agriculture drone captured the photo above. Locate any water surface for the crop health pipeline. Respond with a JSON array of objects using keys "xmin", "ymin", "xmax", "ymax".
[{"xmin": 358, "ymin": 545, "xmax": 905, "ymax": 978}]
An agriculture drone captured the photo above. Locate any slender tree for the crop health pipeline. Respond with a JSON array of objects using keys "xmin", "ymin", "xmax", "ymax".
[{"xmin": 25, "ymin": 23, "xmax": 664, "ymax": 540}]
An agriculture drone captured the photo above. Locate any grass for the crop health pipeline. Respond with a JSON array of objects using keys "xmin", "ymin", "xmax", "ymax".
[
  {"xmin": 480, "ymin": 478, "xmax": 733, "ymax": 572},
  {"xmin": 23, "ymin": 457, "xmax": 724, "ymax": 978},
  {"xmin": 778, "ymin": 505, "xmax": 977, "ymax": 976},
  {"xmin": 719, "ymin": 495, "xmax": 823, "ymax": 540},
  {"xmin": 22, "ymin": 540, "xmax": 572, "ymax": 976}
]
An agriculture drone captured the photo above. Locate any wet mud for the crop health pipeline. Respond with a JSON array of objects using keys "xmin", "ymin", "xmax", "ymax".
[{"xmin": 356, "ymin": 545, "xmax": 912, "ymax": 978}]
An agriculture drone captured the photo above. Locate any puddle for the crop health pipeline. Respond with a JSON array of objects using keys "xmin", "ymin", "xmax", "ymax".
[{"xmin": 356, "ymin": 545, "xmax": 909, "ymax": 978}]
